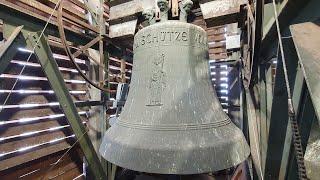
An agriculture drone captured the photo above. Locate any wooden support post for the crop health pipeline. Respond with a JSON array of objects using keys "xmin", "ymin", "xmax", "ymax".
[
  {"xmin": 245, "ymin": 89, "xmax": 263, "ymax": 180},
  {"xmin": 258, "ymin": 64, "xmax": 268, "ymax": 175},
  {"xmin": 171, "ymin": 0, "xmax": 179, "ymax": 17},
  {"xmin": 120, "ymin": 59, "xmax": 126, "ymax": 83},
  {"xmin": 263, "ymin": 26, "xmax": 306, "ymax": 179}
]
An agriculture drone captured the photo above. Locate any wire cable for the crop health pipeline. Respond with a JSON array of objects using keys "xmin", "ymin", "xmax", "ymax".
[{"xmin": 272, "ymin": 0, "xmax": 308, "ymax": 179}]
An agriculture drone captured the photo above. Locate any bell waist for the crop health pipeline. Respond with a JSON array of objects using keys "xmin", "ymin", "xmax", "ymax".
[{"xmin": 116, "ymin": 119, "xmax": 231, "ymax": 131}]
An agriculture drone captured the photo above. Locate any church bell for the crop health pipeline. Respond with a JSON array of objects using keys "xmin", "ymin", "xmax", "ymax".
[{"xmin": 100, "ymin": 3, "xmax": 250, "ymax": 174}]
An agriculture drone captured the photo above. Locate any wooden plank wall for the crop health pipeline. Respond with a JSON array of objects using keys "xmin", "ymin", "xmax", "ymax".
[
  {"xmin": 106, "ymin": 56, "xmax": 132, "ymax": 116},
  {"xmin": 0, "ymin": 146, "xmax": 84, "ymax": 180},
  {"xmin": 0, "ymin": 36, "xmax": 89, "ymax": 171},
  {"xmin": 192, "ymin": 15, "xmax": 228, "ymax": 62}
]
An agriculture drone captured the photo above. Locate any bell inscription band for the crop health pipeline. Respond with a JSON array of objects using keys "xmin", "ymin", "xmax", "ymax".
[{"xmin": 100, "ymin": 0, "xmax": 250, "ymax": 175}]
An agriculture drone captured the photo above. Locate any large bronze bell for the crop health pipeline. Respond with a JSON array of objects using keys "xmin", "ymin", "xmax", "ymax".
[{"xmin": 100, "ymin": 20, "xmax": 250, "ymax": 174}]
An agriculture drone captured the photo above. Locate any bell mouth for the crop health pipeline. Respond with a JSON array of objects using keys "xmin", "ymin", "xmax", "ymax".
[{"xmin": 99, "ymin": 122, "xmax": 250, "ymax": 174}]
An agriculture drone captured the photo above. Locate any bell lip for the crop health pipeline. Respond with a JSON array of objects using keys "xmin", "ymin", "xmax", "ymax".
[{"xmin": 99, "ymin": 123, "xmax": 250, "ymax": 174}]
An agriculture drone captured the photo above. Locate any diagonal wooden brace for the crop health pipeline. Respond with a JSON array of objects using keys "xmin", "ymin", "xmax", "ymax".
[{"xmin": 23, "ymin": 31, "xmax": 107, "ymax": 180}]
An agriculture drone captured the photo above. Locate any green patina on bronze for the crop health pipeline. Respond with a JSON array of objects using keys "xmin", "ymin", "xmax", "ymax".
[{"xmin": 100, "ymin": 20, "xmax": 250, "ymax": 174}]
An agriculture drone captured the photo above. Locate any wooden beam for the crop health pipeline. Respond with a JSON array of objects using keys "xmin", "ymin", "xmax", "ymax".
[{"xmin": 17, "ymin": 0, "xmax": 98, "ymax": 33}]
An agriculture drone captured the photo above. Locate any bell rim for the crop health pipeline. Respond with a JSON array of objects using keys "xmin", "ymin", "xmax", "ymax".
[{"xmin": 99, "ymin": 122, "xmax": 250, "ymax": 174}]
